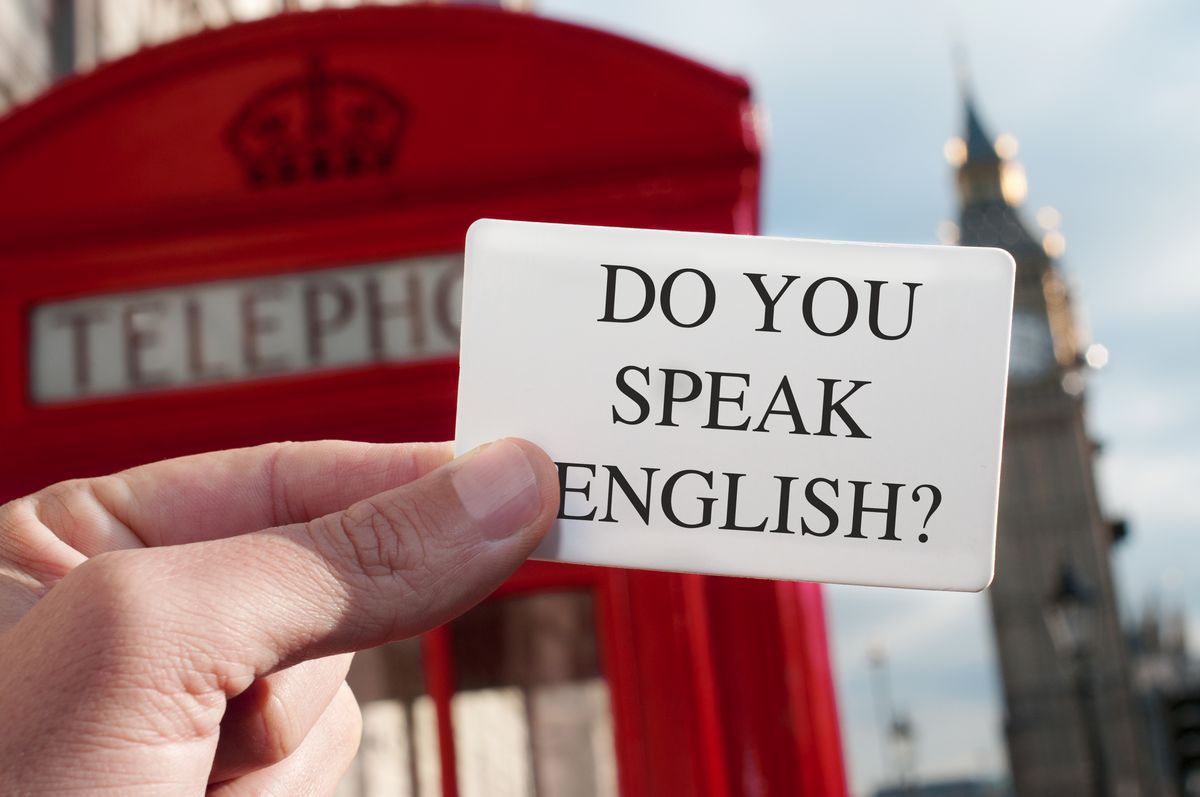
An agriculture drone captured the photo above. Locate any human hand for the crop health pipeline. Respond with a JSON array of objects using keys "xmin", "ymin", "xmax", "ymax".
[{"xmin": 0, "ymin": 438, "xmax": 559, "ymax": 795}]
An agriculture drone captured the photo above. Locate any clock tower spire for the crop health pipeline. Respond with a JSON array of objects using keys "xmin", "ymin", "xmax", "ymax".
[
  {"xmin": 946, "ymin": 92, "xmax": 1039, "ymax": 257},
  {"xmin": 945, "ymin": 91, "xmax": 1074, "ymax": 383},
  {"xmin": 946, "ymin": 92, "xmax": 1157, "ymax": 795}
]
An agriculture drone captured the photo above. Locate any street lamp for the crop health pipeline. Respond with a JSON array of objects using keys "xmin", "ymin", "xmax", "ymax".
[
  {"xmin": 1045, "ymin": 561, "xmax": 1093, "ymax": 657},
  {"xmin": 1044, "ymin": 561, "xmax": 1110, "ymax": 797}
]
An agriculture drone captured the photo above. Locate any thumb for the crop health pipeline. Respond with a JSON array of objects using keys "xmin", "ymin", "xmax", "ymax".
[{"xmin": 70, "ymin": 438, "xmax": 561, "ymax": 688}]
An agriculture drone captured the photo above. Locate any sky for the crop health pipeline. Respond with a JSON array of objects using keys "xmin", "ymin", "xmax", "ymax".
[{"xmin": 534, "ymin": 1, "xmax": 1200, "ymax": 794}]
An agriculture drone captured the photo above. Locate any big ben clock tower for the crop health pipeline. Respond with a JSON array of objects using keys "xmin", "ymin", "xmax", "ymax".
[{"xmin": 948, "ymin": 96, "xmax": 1155, "ymax": 796}]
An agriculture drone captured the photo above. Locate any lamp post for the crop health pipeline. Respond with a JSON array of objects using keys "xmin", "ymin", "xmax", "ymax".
[
  {"xmin": 1044, "ymin": 561, "xmax": 1110, "ymax": 797},
  {"xmin": 867, "ymin": 646, "xmax": 917, "ymax": 793}
]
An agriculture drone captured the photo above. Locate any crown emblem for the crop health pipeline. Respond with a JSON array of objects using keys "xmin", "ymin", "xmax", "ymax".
[{"xmin": 226, "ymin": 56, "xmax": 409, "ymax": 187}]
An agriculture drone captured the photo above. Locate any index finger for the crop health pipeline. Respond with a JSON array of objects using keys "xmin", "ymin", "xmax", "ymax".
[{"xmin": 28, "ymin": 441, "xmax": 454, "ymax": 555}]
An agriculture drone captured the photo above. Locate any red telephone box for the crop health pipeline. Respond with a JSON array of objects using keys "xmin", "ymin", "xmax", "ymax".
[{"xmin": 0, "ymin": 7, "xmax": 846, "ymax": 796}]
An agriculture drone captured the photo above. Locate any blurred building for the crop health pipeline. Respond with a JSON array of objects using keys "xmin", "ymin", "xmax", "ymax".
[
  {"xmin": 947, "ymin": 96, "xmax": 1158, "ymax": 795},
  {"xmin": 1128, "ymin": 601, "xmax": 1200, "ymax": 795},
  {"xmin": 0, "ymin": 0, "xmax": 531, "ymax": 114}
]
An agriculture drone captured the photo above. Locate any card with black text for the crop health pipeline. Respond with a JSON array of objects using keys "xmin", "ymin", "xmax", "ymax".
[{"xmin": 455, "ymin": 220, "xmax": 1014, "ymax": 591}]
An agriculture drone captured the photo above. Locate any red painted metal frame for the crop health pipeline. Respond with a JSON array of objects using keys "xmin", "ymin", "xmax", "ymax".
[
  {"xmin": 0, "ymin": 7, "xmax": 846, "ymax": 795},
  {"xmin": 422, "ymin": 625, "xmax": 461, "ymax": 797}
]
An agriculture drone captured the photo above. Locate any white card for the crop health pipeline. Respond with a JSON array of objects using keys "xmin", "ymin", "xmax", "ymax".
[{"xmin": 455, "ymin": 220, "xmax": 1014, "ymax": 591}]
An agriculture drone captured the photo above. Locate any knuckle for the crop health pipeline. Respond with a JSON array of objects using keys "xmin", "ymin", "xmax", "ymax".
[
  {"xmin": 303, "ymin": 478, "xmax": 482, "ymax": 633},
  {"xmin": 0, "ymin": 496, "xmax": 23, "ymax": 533},
  {"xmin": 304, "ymin": 492, "xmax": 455, "ymax": 625},
  {"xmin": 24, "ymin": 480, "xmax": 85, "ymax": 538},
  {"xmin": 264, "ymin": 441, "xmax": 301, "ymax": 527},
  {"xmin": 331, "ymin": 496, "xmax": 433, "ymax": 583},
  {"xmin": 0, "ymin": 498, "xmax": 69, "ymax": 587},
  {"xmin": 51, "ymin": 551, "xmax": 178, "ymax": 683},
  {"xmin": 42, "ymin": 551, "xmax": 231, "ymax": 743},
  {"xmin": 66, "ymin": 550, "xmax": 162, "ymax": 632},
  {"xmin": 61, "ymin": 551, "xmax": 215, "ymax": 678}
]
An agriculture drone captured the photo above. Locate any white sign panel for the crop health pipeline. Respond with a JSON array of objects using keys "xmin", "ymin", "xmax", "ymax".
[
  {"xmin": 455, "ymin": 220, "xmax": 1014, "ymax": 591},
  {"xmin": 30, "ymin": 255, "xmax": 462, "ymax": 403}
]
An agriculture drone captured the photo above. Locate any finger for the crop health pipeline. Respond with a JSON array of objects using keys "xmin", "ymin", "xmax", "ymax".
[
  {"xmin": 63, "ymin": 437, "xmax": 559, "ymax": 689},
  {"xmin": 210, "ymin": 653, "xmax": 353, "ymax": 783},
  {"xmin": 26, "ymin": 440, "xmax": 453, "ymax": 555},
  {"xmin": 209, "ymin": 681, "xmax": 362, "ymax": 797},
  {"xmin": 0, "ymin": 500, "xmax": 88, "ymax": 631}
]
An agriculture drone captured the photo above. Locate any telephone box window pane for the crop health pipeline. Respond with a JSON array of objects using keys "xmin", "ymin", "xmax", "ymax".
[
  {"xmin": 448, "ymin": 591, "xmax": 618, "ymax": 797},
  {"xmin": 28, "ymin": 254, "xmax": 463, "ymax": 403},
  {"xmin": 340, "ymin": 638, "xmax": 440, "ymax": 797},
  {"xmin": 452, "ymin": 687, "xmax": 534, "ymax": 797}
]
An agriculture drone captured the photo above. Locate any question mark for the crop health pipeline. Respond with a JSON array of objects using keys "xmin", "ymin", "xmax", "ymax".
[{"xmin": 911, "ymin": 484, "xmax": 942, "ymax": 543}]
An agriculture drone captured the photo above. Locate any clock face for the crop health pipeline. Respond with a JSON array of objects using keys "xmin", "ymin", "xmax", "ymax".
[{"xmin": 1009, "ymin": 309, "xmax": 1056, "ymax": 384}]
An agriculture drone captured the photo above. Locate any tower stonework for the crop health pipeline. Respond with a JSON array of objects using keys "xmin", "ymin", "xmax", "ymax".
[{"xmin": 951, "ymin": 98, "xmax": 1153, "ymax": 796}]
